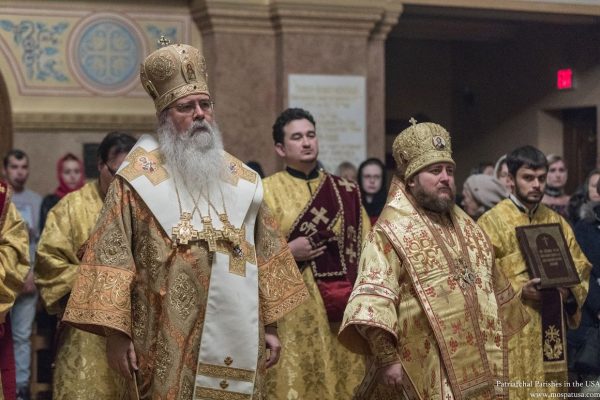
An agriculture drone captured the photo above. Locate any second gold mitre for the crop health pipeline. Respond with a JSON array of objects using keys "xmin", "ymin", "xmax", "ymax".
[{"xmin": 393, "ymin": 119, "xmax": 455, "ymax": 180}]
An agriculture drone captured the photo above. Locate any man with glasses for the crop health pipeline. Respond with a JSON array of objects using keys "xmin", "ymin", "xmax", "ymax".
[
  {"xmin": 61, "ymin": 42, "xmax": 308, "ymax": 399},
  {"xmin": 35, "ymin": 131, "xmax": 136, "ymax": 399}
]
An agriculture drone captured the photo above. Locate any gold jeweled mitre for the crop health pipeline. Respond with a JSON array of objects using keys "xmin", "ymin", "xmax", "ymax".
[
  {"xmin": 392, "ymin": 119, "xmax": 455, "ymax": 180},
  {"xmin": 140, "ymin": 43, "xmax": 210, "ymax": 112}
]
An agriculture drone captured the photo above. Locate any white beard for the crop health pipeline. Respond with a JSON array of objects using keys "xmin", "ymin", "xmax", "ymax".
[{"xmin": 158, "ymin": 117, "xmax": 224, "ymax": 191}]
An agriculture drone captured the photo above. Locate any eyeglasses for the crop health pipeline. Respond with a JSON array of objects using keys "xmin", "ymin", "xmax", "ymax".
[{"xmin": 168, "ymin": 99, "xmax": 214, "ymax": 115}]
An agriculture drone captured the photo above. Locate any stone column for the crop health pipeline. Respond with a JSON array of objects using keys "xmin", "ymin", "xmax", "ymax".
[
  {"xmin": 192, "ymin": 0, "xmax": 280, "ymax": 174},
  {"xmin": 367, "ymin": 4, "xmax": 403, "ymax": 160}
]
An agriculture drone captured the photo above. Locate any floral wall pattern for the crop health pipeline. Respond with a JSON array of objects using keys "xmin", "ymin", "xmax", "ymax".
[{"xmin": 0, "ymin": 5, "xmax": 192, "ymax": 97}]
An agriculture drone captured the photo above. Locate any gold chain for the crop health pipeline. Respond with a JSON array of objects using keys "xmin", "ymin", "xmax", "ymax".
[
  {"xmin": 173, "ymin": 173, "xmax": 204, "ymax": 218},
  {"xmin": 201, "ymin": 184, "xmax": 228, "ymax": 217},
  {"xmin": 172, "ymin": 174, "xmax": 243, "ymax": 252}
]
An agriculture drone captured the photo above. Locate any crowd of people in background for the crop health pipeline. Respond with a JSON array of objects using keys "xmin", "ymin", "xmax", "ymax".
[
  {"xmin": 2, "ymin": 137, "xmax": 600, "ymax": 398},
  {"xmin": 3, "ymin": 149, "xmax": 87, "ymax": 400},
  {"xmin": 0, "ymin": 39, "xmax": 597, "ymax": 400}
]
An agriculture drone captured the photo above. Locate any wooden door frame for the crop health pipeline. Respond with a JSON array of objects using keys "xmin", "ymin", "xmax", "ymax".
[{"xmin": 562, "ymin": 107, "xmax": 597, "ymax": 195}]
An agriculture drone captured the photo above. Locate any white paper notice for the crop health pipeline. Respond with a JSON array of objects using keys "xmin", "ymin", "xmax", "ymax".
[{"xmin": 288, "ymin": 74, "xmax": 366, "ymax": 173}]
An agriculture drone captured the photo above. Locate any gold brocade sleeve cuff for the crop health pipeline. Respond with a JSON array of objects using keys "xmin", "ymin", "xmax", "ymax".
[
  {"xmin": 62, "ymin": 264, "xmax": 135, "ymax": 338},
  {"xmin": 358, "ymin": 326, "xmax": 400, "ymax": 367},
  {"xmin": 494, "ymin": 267, "xmax": 530, "ymax": 338},
  {"xmin": 258, "ymin": 248, "xmax": 309, "ymax": 324}
]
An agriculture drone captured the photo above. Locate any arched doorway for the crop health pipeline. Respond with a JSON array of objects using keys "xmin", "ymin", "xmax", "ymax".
[{"xmin": 0, "ymin": 71, "xmax": 12, "ymax": 161}]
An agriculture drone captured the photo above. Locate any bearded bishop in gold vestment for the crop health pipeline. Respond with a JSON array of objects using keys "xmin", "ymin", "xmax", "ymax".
[
  {"xmin": 62, "ymin": 43, "xmax": 308, "ymax": 400},
  {"xmin": 479, "ymin": 177, "xmax": 590, "ymax": 398},
  {"xmin": 339, "ymin": 121, "xmax": 528, "ymax": 400}
]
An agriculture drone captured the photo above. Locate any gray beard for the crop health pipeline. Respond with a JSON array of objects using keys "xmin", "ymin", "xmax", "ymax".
[{"xmin": 157, "ymin": 117, "xmax": 224, "ymax": 191}]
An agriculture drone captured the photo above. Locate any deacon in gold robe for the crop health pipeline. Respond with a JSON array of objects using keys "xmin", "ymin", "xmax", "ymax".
[
  {"xmin": 62, "ymin": 42, "xmax": 308, "ymax": 400},
  {"xmin": 35, "ymin": 132, "xmax": 136, "ymax": 399},
  {"xmin": 478, "ymin": 145, "xmax": 590, "ymax": 398},
  {"xmin": 0, "ymin": 179, "xmax": 29, "ymax": 400},
  {"xmin": 339, "ymin": 121, "xmax": 527, "ymax": 400},
  {"xmin": 263, "ymin": 108, "xmax": 369, "ymax": 399}
]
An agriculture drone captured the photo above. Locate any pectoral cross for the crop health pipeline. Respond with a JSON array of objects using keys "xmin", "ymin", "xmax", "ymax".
[
  {"xmin": 198, "ymin": 216, "xmax": 222, "ymax": 252},
  {"xmin": 454, "ymin": 258, "xmax": 477, "ymax": 288},
  {"xmin": 172, "ymin": 212, "xmax": 199, "ymax": 245},
  {"xmin": 228, "ymin": 240, "xmax": 255, "ymax": 277},
  {"xmin": 338, "ymin": 179, "xmax": 355, "ymax": 192},
  {"xmin": 215, "ymin": 226, "xmax": 256, "ymax": 277},
  {"xmin": 219, "ymin": 214, "xmax": 242, "ymax": 248}
]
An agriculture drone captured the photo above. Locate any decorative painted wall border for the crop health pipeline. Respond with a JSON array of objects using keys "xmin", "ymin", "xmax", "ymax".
[{"xmin": 0, "ymin": 4, "xmax": 193, "ymax": 98}]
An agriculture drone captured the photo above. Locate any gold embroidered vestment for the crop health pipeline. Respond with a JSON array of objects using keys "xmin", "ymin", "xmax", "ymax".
[
  {"xmin": 339, "ymin": 178, "xmax": 525, "ymax": 400},
  {"xmin": 35, "ymin": 181, "xmax": 128, "ymax": 399},
  {"xmin": 0, "ymin": 201, "xmax": 29, "ymax": 322},
  {"xmin": 0, "ymin": 185, "xmax": 29, "ymax": 400},
  {"xmin": 262, "ymin": 169, "xmax": 370, "ymax": 399},
  {"xmin": 62, "ymin": 177, "xmax": 308, "ymax": 399}
]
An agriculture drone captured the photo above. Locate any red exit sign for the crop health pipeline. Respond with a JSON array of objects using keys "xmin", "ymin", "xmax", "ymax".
[{"xmin": 557, "ymin": 69, "xmax": 573, "ymax": 90}]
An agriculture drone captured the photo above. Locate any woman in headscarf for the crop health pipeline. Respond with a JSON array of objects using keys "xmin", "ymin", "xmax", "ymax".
[
  {"xmin": 569, "ymin": 172, "xmax": 600, "ymax": 394},
  {"xmin": 569, "ymin": 168, "xmax": 600, "ymax": 225},
  {"xmin": 357, "ymin": 158, "xmax": 387, "ymax": 224},
  {"xmin": 493, "ymin": 154, "xmax": 515, "ymax": 194},
  {"xmin": 461, "ymin": 174, "xmax": 508, "ymax": 220},
  {"xmin": 542, "ymin": 154, "xmax": 571, "ymax": 219},
  {"xmin": 39, "ymin": 153, "xmax": 85, "ymax": 231}
]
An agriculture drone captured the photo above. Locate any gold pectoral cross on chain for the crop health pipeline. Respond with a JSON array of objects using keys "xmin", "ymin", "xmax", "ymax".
[
  {"xmin": 172, "ymin": 212, "xmax": 199, "ymax": 245},
  {"xmin": 219, "ymin": 214, "xmax": 243, "ymax": 250},
  {"xmin": 197, "ymin": 216, "xmax": 223, "ymax": 252}
]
